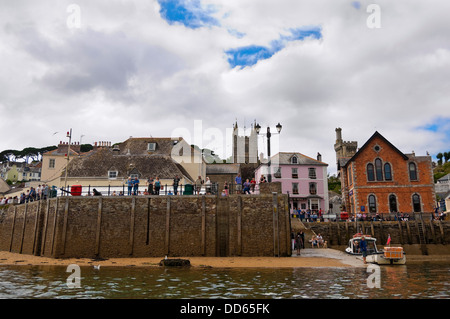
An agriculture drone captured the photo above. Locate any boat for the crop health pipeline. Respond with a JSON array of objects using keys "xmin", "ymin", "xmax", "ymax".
[{"xmin": 345, "ymin": 233, "xmax": 406, "ymax": 265}]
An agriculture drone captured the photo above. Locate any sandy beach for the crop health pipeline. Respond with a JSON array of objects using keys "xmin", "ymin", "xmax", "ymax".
[{"xmin": 0, "ymin": 248, "xmax": 365, "ymax": 268}]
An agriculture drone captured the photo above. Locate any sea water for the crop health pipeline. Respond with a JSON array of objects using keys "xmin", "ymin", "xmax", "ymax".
[{"xmin": 0, "ymin": 262, "xmax": 449, "ymax": 299}]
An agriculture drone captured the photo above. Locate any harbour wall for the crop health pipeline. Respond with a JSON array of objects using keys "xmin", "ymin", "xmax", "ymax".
[
  {"xmin": 0, "ymin": 193, "xmax": 291, "ymax": 259},
  {"xmin": 304, "ymin": 219, "xmax": 450, "ymax": 255}
]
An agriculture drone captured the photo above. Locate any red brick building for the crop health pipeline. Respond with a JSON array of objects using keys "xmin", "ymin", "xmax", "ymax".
[{"xmin": 335, "ymin": 129, "xmax": 435, "ymax": 216}]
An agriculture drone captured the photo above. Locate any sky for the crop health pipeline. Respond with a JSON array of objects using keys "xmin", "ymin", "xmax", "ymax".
[{"xmin": 1, "ymin": 0, "xmax": 449, "ymax": 175}]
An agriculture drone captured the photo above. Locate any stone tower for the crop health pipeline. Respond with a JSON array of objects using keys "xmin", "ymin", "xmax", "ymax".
[
  {"xmin": 232, "ymin": 120, "xmax": 258, "ymax": 164},
  {"xmin": 334, "ymin": 128, "xmax": 358, "ymax": 170}
]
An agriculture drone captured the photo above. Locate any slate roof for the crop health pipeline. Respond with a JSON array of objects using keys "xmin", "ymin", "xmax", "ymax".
[
  {"xmin": 66, "ymin": 145, "xmax": 194, "ymax": 182},
  {"xmin": 437, "ymin": 173, "xmax": 450, "ymax": 183},
  {"xmin": 0, "ymin": 178, "xmax": 11, "ymax": 195},
  {"xmin": 271, "ymin": 152, "xmax": 328, "ymax": 166},
  {"xmin": 206, "ymin": 164, "xmax": 240, "ymax": 175}
]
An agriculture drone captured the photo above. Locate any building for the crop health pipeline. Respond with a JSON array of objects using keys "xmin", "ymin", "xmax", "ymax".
[
  {"xmin": 254, "ymin": 152, "xmax": 329, "ymax": 214},
  {"xmin": 436, "ymin": 173, "xmax": 450, "ymax": 194},
  {"xmin": 335, "ymin": 129, "xmax": 435, "ymax": 215},
  {"xmin": 58, "ymin": 137, "xmax": 205, "ymax": 195},
  {"xmin": 206, "ymin": 163, "xmax": 240, "ymax": 194},
  {"xmin": 41, "ymin": 141, "xmax": 81, "ymax": 186}
]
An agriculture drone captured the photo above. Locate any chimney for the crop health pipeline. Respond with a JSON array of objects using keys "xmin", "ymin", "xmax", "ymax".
[
  {"xmin": 335, "ymin": 127, "xmax": 342, "ymax": 142},
  {"xmin": 317, "ymin": 152, "xmax": 322, "ymax": 162}
]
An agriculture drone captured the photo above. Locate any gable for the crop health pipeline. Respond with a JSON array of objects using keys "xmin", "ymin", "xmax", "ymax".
[{"xmin": 343, "ymin": 131, "xmax": 408, "ymax": 167}]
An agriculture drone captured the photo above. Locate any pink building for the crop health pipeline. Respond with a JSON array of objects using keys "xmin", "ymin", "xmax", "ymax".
[{"xmin": 255, "ymin": 152, "xmax": 329, "ymax": 214}]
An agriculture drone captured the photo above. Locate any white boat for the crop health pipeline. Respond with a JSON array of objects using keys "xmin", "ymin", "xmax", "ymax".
[{"xmin": 345, "ymin": 233, "xmax": 406, "ymax": 265}]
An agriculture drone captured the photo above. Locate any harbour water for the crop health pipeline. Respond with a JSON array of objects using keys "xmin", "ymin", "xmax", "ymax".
[{"xmin": 0, "ymin": 262, "xmax": 449, "ymax": 299}]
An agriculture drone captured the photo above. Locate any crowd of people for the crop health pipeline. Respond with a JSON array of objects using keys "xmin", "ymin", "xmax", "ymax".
[
  {"xmin": 292, "ymin": 209, "xmax": 327, "ymax": 222},
  {"xmin": 291, "ymin": 231, "xmax": 327, "ymax": 256},
  {"xmin": 0, "ymin": 184, "xmax": 51, "ymax": 206}
]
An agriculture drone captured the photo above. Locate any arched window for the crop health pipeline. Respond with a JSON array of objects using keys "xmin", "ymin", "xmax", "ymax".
[
  {"xmin": 389, "ymin": 194, "xmax": 397, "ymax": 213},
  {"xmin": 375, "ymin": 159, "xmax": 383, "ymax": 181},
  {"xmin": 367, "ymin": 163, "xmax": 375, "ymax": 181},
  {"xmin": 384, "ymin": 163, "xmax": 392, "ymax": 181},
  {"xmin": 412, "ymin": 194, "xmax": 421, "ymax": 212},
  {"xmin": 409, "ymin": 162, "xmax": 418, "ymax": 181},
  {"xmin": 368, "ymin": 195, "xmax": 377, "ymax": 213},
  {"xmin": 291, "ymin": 156, "xmax": 298, "ymax": 164}
]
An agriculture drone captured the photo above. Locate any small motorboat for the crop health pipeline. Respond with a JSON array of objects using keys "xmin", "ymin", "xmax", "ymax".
[
  {"xmin": 345, "ymin": 233, "xmax": 379, "ymax": 256},
  {"xmin": 345, "ymin": 233, "xmax": 406, "ymax": 265}
]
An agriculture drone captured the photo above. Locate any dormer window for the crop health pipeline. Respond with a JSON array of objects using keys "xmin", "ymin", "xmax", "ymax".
[
  {"xmin": 148, "ymin": 143, "xmax": 156, "ymax": 151},
  {"xmin": 108, "ymin": 171, "xmax": 118, "ymax": 179},
  {"xmin": 291, "ymin": 156, "xmax": 298, "ymax": 164}
]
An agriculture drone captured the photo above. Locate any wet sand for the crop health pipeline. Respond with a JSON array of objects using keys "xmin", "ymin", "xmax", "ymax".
[{"xmin": 0, "ymin": 249, "xmax": 364, "ymax": 268}]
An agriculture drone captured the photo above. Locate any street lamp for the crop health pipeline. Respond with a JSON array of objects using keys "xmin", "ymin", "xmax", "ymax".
[
  {"xmin": 255, "ymin": 123, "xmax": 282, "ymax": 182},
  {"xmin": 63, "ymin": 128, "xmax": 72, "ymax": 195}
]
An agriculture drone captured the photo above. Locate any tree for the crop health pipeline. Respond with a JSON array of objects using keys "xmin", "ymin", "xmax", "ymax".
[
  {"xmin": 444, "ymin": 152, "xmax": 450, "ymax": 163},
  {"xmin": 436, "ymin": 153, "xmax": 443, "ymax": 166}
]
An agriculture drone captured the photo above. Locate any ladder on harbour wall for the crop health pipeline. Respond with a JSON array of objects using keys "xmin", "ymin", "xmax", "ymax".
[{"xmin": 416, "ymin": 218, "xmax": 429, "ymax": 255}]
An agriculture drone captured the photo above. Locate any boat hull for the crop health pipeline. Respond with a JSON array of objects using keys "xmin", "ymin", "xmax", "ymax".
[{"xmin": 366, "ymin": 253, "xmax": 406, "ymax": 265}]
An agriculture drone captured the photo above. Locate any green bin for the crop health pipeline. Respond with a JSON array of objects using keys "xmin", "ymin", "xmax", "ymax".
[{"xmin": 183, "ymin": 184, "xmax": 193, "ymax": 195}]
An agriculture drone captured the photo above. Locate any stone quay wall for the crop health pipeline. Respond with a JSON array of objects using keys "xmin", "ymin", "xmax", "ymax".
[
  {"xmin": 0, "ymin": 193, "xmax": 291, "ymax": 259},
  {"xmin": 306, "ymin": 219, "xmax": 450, "ymax": 255}
]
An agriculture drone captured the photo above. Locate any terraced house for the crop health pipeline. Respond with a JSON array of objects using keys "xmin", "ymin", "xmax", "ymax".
[{"xmin": 335, "ymin": 129, "xmax": 435, "ymax": 216}]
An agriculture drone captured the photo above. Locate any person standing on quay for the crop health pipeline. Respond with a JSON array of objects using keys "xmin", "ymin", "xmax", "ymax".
[
  {"xmin": 126, "ymin": 177, "xmax": 133, "ymax": 196},
  {"xmin": 173, "ymin": 175, "xmax": 180, "ymax": 195},
  {"xmin": 296, "ymin": 232, "xmax": 303, "ymax": 256},
  {"xmin": 360, "ymin": 236, "xmax": 368, "ymax": 264},
  {"xmin": 154, "ymin": 177, "xmax": 161, "ymax": 195},
  {"xmin": 133, "ymin": 176, "xmax": 139, "ymax": 195}
]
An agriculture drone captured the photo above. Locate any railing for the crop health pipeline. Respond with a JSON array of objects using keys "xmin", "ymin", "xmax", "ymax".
[{"xmin": 290, "ymin": 211, "xmax": 443, "ymax": 223}]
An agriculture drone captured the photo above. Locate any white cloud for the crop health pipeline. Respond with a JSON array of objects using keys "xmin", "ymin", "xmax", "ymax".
[{"xmin": 1, "ymin": 0, "xmax": 450, "ymax": 176}]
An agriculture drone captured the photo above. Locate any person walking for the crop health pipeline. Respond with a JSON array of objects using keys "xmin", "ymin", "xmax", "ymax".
[
  {"xmin": 296, "ymin": 232, "xmax": 303, "ymax": 256},
  {"xmin": 360, "ymin": 236, "xmax": 368, "ymax": 264}
]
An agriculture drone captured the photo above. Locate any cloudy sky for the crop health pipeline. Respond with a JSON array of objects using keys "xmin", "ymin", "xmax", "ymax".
[{"xmin": 1, "ymin": 0, "xmax": 449, "ymax": 174}]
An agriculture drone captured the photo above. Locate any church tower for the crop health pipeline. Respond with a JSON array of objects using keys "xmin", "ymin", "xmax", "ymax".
[{"xmin": 232, "ymin": 120, "xmax": 259, "ymax": 164}]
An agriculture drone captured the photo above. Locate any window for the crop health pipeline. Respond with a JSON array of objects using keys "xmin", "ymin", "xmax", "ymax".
[
  {"xmin": 147, "ymin": 143, "xmax": 156, "ymax": 151},
  {"xmin": 292, "ymin": 183, "xmax": 299, "ymax": 194},
  {"xmin": 368, "ymin": 195, "xmax": 377, "ymax": 213},
  {"xmin": 384, "ymin": 163, "xmax": 392, "ymax": 181},
  {"xmin": 108, "ymin": 171, "xmax": 118, "ymax": 179},
  {"xmin": 291, "ymin": 156, "xmax": 298, "ymax": 164},
  {"xmin": 412, "ymin": 194, "xmax": 421, "ymax": 212},
  {"xmin": 274, "ymin": 167, "xmax": 281, "ymax": 178},
  {"xmin": 291, "ymin": 168, "xmax": 298, "ymax": 179},
  {"xmin": 348, "ymin": 166, "xmax": 352, "ymax": 185},
  {"xmin": 389, "ymin": 194, "xmax": 397, "ymax": 212},
  {"xmin": 409, "ymin": 162, "xmax": 418, "ymax": 181},
  {"xmin": 367, "ymin": 163, "xmax": 375, "ymax": 181},
  {"xmin": 309, "ymin": 182, "xmax": 317, "ymax": 195},
  {"xmin": 310, "ymin": 199, "xmax": 319, "ymax": 211},
  {"xmin": 130, "ymin": 173, "xmax": 139, "ymax": 179},
  {"xmin": 308, "ymin": 168, "xmax": 316, "ymax": 179},
  {"xmin": 49, "ymin": 159, "xmax": 55, "ymax": 169},
  {"xmin": 375, "ymin": 158, "xmax": 383, "ymax": 181}
]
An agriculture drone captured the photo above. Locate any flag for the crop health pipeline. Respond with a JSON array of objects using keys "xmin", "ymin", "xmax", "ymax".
[{"xmin": 386, "ymin": 234, "xmax": 391, "ymax": 246}]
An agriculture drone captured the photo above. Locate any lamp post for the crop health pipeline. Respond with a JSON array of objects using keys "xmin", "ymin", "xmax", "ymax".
[
  {"xmin": 255, "ymin": 123, "xmax": 282, "ymax": 183},
  {"xmin": 63, "ymin": 128, "xmax": 72, "ymax": 195}
]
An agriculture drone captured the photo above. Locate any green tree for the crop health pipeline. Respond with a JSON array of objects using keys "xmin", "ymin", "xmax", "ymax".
[
  {"xmin": 444, "ymin": 152, "xmax": 450, "ymax": 163},
  {"xmin": 436, "ymin": 152, "xmax": 443, "ymax": 166}
]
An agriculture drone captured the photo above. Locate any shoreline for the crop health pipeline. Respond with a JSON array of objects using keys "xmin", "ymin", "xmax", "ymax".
[
  {"xmin": 0, "ymin": 249, "xmax": 362, "ymax": 268},
  {"xmin": 1, "ymin": 250, "xmax": 449, "ymax": 269}
]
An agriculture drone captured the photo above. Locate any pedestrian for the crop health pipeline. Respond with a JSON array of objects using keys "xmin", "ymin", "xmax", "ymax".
[
  {"xmin": 223, "ymin": 181, "xmax": 229, "ymax": 196},
  {"xmin": 205, "ymin": 177, "xmax": 211, "ymax": 194},
  {"xmin": 360, "ymin": 236, "xmax": 368, "ymax": 264},
  {"xmin": 299, "ymin": 230, "xmax": 305, "ymax": 248},
  {"xmin": 296, "ymin": 232, "xmax": 303, "ymax": 256},
  {"xmin": 154, "ymin": 177, "xmax": 161, "ymax": 195},
  {"xmin": 250, "ymin": 178, "xmax": 256, "ymax": 193},
  {"xmin": 243, "ymin": 178, "xmax": 251, "ymax": 194},
  {"xmin": 195, "ymin": 176, "xmax": 203, "ymax": 194},
  {"xmin": 235, "ymin": 173, "xmax": 242, "ymax": 194},
  {"xmin": 147, "ymin": 176, "xmax": 154, "ymax": 195},
  {"xmin": 133, "ymin": 176, "xmax": 139, "ymax": 195},
  {"xmin": 173, "ymin": 175, "xmax": 180, "ymax": 195},
  {"xmin": 126, "ymin": 177, "xmax": 133, "ymax": 196}
]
